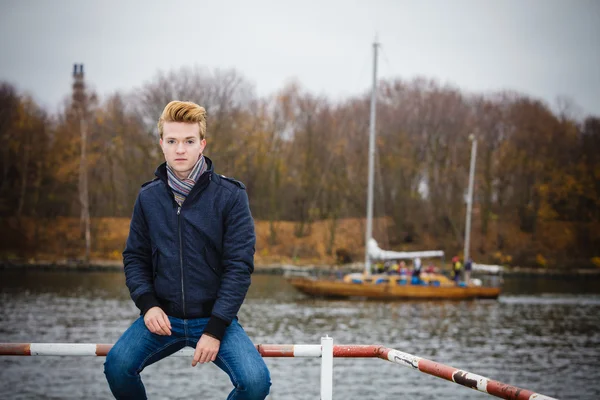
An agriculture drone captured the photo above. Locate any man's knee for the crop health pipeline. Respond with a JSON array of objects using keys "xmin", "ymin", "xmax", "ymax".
[
  {"xmin": 104, "ymin": 347, "xmax": 137, "ymax": 381},
  {"xmin": 238, "ymin": 364, "xmax": 271, "ymax": 399}
]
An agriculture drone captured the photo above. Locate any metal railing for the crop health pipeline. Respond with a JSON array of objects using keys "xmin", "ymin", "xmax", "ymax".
[{"xmin": 0, "ymin": 337, "xmax": 557, "ymax": 400}]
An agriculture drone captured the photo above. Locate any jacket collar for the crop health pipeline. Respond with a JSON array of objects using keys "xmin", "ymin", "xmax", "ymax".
[
  {"xmin": 155, "ymin": 156, "xmax": 214, "ymax": 205},
  {"xmin": 155, "ymin": 156, "xmax": 214, "ymax": 184}
]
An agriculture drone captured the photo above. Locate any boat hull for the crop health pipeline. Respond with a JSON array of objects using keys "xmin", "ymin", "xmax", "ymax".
[{"xmin": 287, "ymin": 277, "xmax": 501, "ymax": 300}]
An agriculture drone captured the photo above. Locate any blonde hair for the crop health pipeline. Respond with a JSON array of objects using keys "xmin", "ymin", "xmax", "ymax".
[{"xmin": 157, "ymin": 100, "xmax": 207, "ymax": 139}]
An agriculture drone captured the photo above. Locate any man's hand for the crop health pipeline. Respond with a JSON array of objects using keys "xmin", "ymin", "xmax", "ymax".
[
  {"xmin": 144, "ymin": 306, "xmax": 172, "ymax": 336},
  {"xmin": 192, "ymin": 334, "xmax": 220, "ymax": 366}
]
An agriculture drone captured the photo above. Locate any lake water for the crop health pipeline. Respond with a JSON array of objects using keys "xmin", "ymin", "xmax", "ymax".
[{"xmin": 0, "ymin": 270, "xmax": 599, "ymax": 399}]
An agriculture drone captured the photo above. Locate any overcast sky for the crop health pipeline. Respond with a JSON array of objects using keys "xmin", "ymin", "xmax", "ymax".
[{"xmin": 1, "ymin": 0, "xmax": 599, "ymax": 116}]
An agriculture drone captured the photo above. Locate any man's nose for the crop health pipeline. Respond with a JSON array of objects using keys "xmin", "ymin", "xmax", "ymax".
[{"xmin": 176, "ymin": 143, "xmax": 185, "ymax": 153}]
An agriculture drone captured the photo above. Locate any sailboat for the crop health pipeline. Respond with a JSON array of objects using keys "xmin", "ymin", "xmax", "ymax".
[{"xmin": 286, "ymin": 41, "xmax": 501, "ymax": 300}]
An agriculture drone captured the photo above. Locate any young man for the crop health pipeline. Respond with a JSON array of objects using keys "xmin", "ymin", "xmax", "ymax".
[{"xmin": 104, "ymin": 100, "xmax": 271, "ymax": 399}]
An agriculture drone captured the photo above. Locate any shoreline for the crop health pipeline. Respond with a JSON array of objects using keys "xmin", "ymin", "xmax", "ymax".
[{"xmin": 1, "ymin": 259, "xmax": 599, "ymax": 278}]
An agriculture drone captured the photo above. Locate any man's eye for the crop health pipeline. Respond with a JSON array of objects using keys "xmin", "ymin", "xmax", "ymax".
[
  {"xmin": 168, "ymin": 140, "xmax": 175, "ymax": 144},
  {"xmin": 187, "ymin": 140, "xmax": 195, "ymax": 144}
]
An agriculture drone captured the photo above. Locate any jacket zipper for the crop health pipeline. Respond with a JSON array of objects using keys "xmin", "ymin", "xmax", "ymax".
[{"xmin": 177, "ymin": 206, "xmax": 186, "ymax": 318}]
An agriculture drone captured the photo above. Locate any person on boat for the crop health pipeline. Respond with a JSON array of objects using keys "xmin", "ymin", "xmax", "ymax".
[
  {"xmin": 399, "ymin": 261, "xmax": 407, "ymax": 276},
  {"xmin": 411, "ymin": 257, "xmax": 422, "ymax": 284},
  {"xmin": 383, "ymin": 260, "xmax": 391, "ymax": 273},
  {"xmin": 104, "ymin": 101, "xmax": 271, "ymax": 400},
  {"xmin": 452, "ymin": 256, "xmax": 463, "ymax": 283},
  {"xmin": 464, "ymin": 257, "xmax": 473, "ymax": 283},
  {"xmin": 388, "ymin": 260, "xmax": 400, "ymax": 275}
]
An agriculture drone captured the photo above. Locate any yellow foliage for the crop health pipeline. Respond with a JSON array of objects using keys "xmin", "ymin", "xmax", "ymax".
[
  {"xmin": 491, "ymin": 251, "xmax": 512, "ymax": 265},
  {"xmin": 536, "ymin": 254, "xmax": 548, "ymax": 268},
  {"xmin": 538, "ymin": 201, "xmax": 559, "ymax": 221},
  {"xmin": 592, "ymin": 257, "xmax": 600, "ymax": 269},
  {"xmin": 260, "ymin": 248, "xmax": 270, "ymax": 257}
]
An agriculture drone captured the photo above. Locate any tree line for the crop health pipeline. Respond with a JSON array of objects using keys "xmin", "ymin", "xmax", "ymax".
[{"xmin": 1, "ymin": 66, "xmax": 599, "ymax": 268}]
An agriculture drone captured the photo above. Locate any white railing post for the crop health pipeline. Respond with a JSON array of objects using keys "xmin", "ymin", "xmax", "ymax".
[{"xmin": 320, "ymin": 335, "xmax": 333, "ymax": 400}]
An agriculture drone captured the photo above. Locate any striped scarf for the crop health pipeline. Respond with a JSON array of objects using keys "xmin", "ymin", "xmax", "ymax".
[{"xmin": 166, "ymin": 155, "xmax": 207, "ymax": 206}]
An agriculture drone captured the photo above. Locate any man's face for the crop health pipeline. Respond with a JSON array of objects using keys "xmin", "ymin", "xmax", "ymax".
[{"xmin": 160, "ymin": 121, "xmax": 206, "ymax": 180}]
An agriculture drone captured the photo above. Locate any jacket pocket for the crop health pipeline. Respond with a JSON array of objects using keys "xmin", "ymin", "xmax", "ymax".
[
  {"xmin": 151, "ymin": 246, "xmax": 159, "ymax": 279},
  {"xmin": 203, "ymin": 245, "xmax": 222, "ymax": 277}
]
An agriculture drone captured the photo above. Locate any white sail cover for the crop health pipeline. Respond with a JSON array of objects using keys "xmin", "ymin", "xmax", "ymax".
[
  {"xmin": 472, "ymin": 263, "xmax": 503, "ymax": 274},
  {"xmin": 367, "ymin": 239, "xmax": 444, "ymax": 261}
]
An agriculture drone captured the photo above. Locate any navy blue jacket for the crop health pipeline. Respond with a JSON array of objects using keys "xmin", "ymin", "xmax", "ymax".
[{"xmin": 123, "ymin": 157, "xmax": 255, "ymax": 340}]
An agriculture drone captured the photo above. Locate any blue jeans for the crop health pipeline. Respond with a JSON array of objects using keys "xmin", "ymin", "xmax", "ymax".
[{"xmin": 104, "ymin": 316, "xmax": 271, "ymax": 399}]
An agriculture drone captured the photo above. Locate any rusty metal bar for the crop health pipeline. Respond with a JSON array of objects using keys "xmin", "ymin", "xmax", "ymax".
[
  {"xmin": 0, "ymin": 342, "xmax": 557, "ymax": 399},
  {"xmin": 0, "ymin": 343, "xmax": 31, "ymax": 355},
  {"xmin": 377, "ymin": 347, "xmax": 557, "ymax": 400}
]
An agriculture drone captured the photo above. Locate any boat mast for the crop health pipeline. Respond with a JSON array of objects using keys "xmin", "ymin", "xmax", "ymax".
[
  {"xmin": 463, "ymin": 134, "xmax": 477, "ymax": 263},
  {"xmin": 365, "ymin": 40, "xmax": 379, "ymax": 276}
]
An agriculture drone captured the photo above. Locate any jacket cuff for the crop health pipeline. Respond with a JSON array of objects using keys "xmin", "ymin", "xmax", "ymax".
[
  {"xmin": 135, "ymin": 292, "xmax": 162, "ymax": 316},
  {"xmin": 203, "ymin": 315, "xmax": 230, "ymax": 341}
]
